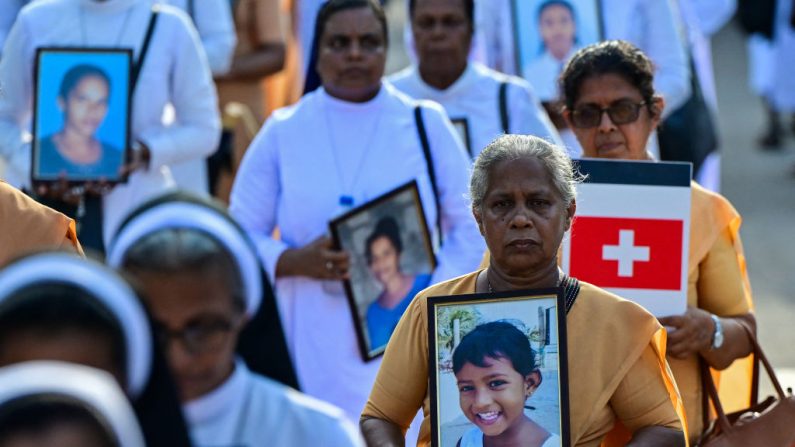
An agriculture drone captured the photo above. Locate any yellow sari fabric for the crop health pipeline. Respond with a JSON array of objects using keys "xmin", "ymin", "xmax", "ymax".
[
  {"xmin": 362, "ymin": 271, "xmax": 686, "ymax": 446},
  {"xmin": 0, "ymin": 181, "xmax": 83, "ymax": 267}
]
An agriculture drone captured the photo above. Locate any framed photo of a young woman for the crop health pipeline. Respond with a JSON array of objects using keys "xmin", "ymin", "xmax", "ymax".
[
  {"xmin": 512, "ymin": 0, "xmax": 603, "ymax": 101},
  {"xmin": 428, "ymin": 289, "xmax": 570, "ymax": 447},
  {"xmin": 329, "ymin": 180, "xmax": 436, "ymax": 361},
  {"xmin": 31, "ymin": 47, "xmax": 132, "ymax": 184}
]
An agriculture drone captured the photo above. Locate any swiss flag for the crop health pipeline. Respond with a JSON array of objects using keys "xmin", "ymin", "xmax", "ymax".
[{"xmin": 569, "ymin": 217, "xmax": 684, "ymax": 290}]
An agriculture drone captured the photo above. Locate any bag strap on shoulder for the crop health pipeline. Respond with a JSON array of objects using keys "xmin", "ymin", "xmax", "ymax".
[
  {"xmin": 413, "ymin": 105, "xmax": 443, "ymax": 247},
  {"xmin": 132, "ymin": 6, "xmax": 161, "ymax": 92},
  {"xmin": 561, "ymin": 275, "xmax": 579, "ymax": 314},
  {"xmin": 499, "ymin": 81, "xmax": 510, "ymax": 134}
]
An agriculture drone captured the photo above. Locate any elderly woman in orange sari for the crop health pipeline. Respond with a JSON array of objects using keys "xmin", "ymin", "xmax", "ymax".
[{"xmin": 360, "ymin": 134, "xmax": 686, "ymax": 446}]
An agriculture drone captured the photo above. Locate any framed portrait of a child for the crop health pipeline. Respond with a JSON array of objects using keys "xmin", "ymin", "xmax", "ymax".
[
  {"xmin": 31, "ymin": 48, "xmax": 132, "ymax": 184},
  {"xmin": 428, "ymin": 289, "xmax": 570, "ymax": 447},
  {"xmin": 512, "ymin": 0, "xmax": 603, "ymax": 101},
  {"xmin": 330, "ymin": 181, "xmax": 436, "ymax": 361}
]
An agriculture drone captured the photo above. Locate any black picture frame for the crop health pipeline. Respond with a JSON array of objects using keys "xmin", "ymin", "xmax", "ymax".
[
  {"xmin": 451, "ymin": 118, "xmax": 473, "ymax": 157},
  {"xmin": 31, "ymin": 47, "xmax": 133, "ymax": 185},
  {"xmin": 428, "ymin": 288, "xmax": 570, "ymax": 447},
  {"xmin": 511, "ymin": 0, "xmax": 604, "ymax": 101},
  {"xmin": 329, "ymin": 180, "xmax": 437, "ymax": 361}
]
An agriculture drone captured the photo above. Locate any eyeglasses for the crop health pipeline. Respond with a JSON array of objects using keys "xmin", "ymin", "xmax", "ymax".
[
  {"xmin": 569, "ymin": 100, "xmax": 648, "ymax": 128},
  {"xmin": 154, "ymin": 318, "xmax": 239, "ymax": 355}
]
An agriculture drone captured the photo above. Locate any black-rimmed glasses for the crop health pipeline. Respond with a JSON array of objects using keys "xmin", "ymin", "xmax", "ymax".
[
  {"xmin": 570, "ymin": 100, "xmax": 648, "ymax": 128},
  {"xmin": 154, "ymin": 318, "xmax": 239, "ymax": 355}
]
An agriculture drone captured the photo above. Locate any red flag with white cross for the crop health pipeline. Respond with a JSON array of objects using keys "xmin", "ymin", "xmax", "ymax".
[{"xmin": 560, "ymin": 160, "xmax": 692, "ymax": 317}]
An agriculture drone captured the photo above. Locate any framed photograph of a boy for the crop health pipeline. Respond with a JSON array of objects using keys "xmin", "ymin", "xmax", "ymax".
[
  {"xmin": 329, "ymin": 180, "xmax": 436, "ymax": 361},
  {"xmin": 428, "ymin": 289, "xmax": 570, "ymax": 447},
  {"xmin": 31, "ymin": 47, "xmax": 132, "ymax": 184},
  {"xmin": 512, "ymin": 0, "xmax": 603, "ymax": 101}
]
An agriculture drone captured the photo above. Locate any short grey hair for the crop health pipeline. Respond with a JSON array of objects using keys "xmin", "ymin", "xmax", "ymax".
[
  {"xmin": 469, "ymin": 134, "xmax": 580, "ymax": 211},
  {"xmin": 121, "ymin": 229, "xmax": 246, "ymax": 313}
]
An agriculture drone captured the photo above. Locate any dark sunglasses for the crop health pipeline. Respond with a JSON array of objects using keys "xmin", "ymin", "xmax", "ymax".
[{"xmin": 570, "ymin": 100, "xmax": 649, "ymax": 128}]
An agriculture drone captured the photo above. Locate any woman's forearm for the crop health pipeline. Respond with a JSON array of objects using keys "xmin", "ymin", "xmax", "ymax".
[
  {"xmin": 627, "ymin": 426, "xmax": 686, "ymax": 446},
  {"xmin": 360, "ymin": 417, "xmax": 405, "ymax": 447}
]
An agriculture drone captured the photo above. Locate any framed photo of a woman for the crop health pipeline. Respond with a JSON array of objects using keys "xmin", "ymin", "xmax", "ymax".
[
  {"xmin": 330, "ymin": 180, "xmax": 436, "ymax": 361},
  {"xmin": 428, "ymin": 289, "xmax": 570, "ymax": 447},
  {"xmin": 512, "ymin": 0, "xmax": 603, "ymax": 101},
  {"xmin": 31, "ymin": 48, "xmax": 132, "ymax": 184}
]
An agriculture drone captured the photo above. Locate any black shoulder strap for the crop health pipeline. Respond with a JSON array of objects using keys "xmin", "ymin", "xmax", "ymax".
[
  {"xmin": 499, "ymin": 81, "xmax": 510, "ymax": 134},
  {"xmin": 132, "ymin": 6, "xmax": 161, "ymax": 92},
  {"xmin": 413, "ymin": 105, "xmax": 443, "ymax": 246},
  {"xmin": 188, "ymin": 0, "xmax": 195, "ymax": 20},
  {"xmin": 561, "ymin": 275, "xmax": 580, "ymax": 314}
]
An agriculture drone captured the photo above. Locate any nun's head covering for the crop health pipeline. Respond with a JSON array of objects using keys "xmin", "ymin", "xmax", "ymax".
[
  {"xmin": 0, "ymin": 253, "xmax": 193, "ymax": 447},
  {"xmin": 0, "ymin": 253, "xmax": 151, "ymax": 398},
  {"xmin": 0, "ymin": 361, "xmax": 145, "ymax": 447},
  {"xmin": 108, "ymin": 192, "xmax": 300, "ymax": 390},
  {"xmin": 108, "ymin": 193, "xmax": 262, "ymax": 317}
]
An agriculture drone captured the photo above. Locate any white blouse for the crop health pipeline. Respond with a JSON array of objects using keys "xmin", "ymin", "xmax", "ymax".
[
  {"xmin": 230, "ymin": 82, "xmax": 484, "ymax": 421},
  {"xmin": 389, "ymin": 63, "xmax": 562, "ymax": 158},
  {"xmin": 185, "ymin": 359, "xmax": 362, "ymax": 446},
  {"xmin": 0, "ymin": 0, "xmax": 220, "ymax": 244}
]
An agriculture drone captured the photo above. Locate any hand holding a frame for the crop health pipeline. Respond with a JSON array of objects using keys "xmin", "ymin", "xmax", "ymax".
[{"xmin": 276, "ymin": 235, "xmax": 351, "ymax": 280}]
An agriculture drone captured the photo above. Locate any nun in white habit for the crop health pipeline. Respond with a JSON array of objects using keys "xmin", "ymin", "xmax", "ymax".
[
  {"xmin": 390, "ymin": 0, "xmax": 562, "ymax": 159},
  {"xmin": 0, "ymin": 253, "xmax": 192, "ymax": 447},
  {"xmin": 108, "ymin": 193, "xmax": 363, "ymax": 447},
  {"xmin": 231, "ymin": 0, "xmax": 485, "ymax": 425},
  {"xmin": 0, "ymin": 361, "xmax": 145, "ymax": 447}
]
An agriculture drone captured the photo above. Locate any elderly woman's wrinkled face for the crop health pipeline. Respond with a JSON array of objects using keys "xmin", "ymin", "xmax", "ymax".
[
  {"xmin": 316, "ymin": 7, "xmax": 386, "ymax": 102},
  {"xmin": 474, "ymin": 157, "xmax": 574, "ymax": 277},
  {"xmin": 565, "ymin": 73, "xmax": 663, "ymax": 160}
]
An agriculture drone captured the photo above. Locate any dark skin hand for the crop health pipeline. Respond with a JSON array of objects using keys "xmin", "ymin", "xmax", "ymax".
[
  {"xmin": 659, "ymin": 307, "xmax": 756, "ymax": 370},
  {"xmin": 35, "ymin": 141, "xmax": 150, "ymax": 204},
  {"xmin": 215, "ymin": 43, "xmax": 286, "ymax": 82},
  {"xmin": 627, "ymin": 426, "xmax": 686, "ymax": 446},
  {"xmin": 360, "ymin": 417, "xmax": 404, "ymax": 447},
  {"xmin": 275, "ymin": 235, "xmax": 351, "ymax": 280}
]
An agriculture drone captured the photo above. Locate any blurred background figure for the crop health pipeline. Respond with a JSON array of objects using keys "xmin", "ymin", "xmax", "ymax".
[
  {"xmin": 0, "ymin": 253, "xmax": 192, "ymax": 447},
  {"xmin": 0, "ymin": 1, "xmax": 29, "ymax": 59},
  {"xmin": 230, "ymin": 0, "xmax": 483, "ymax": 430},
  {"xmin": 110, "ymin": 194, "xmax": 361, "ymax": 446},
  {"xmin": 0, "ymin": 0, "xmax": 221, "ymax": 254},
  {"xmin": 390, "ymin": 0, "xmax": 561, "ymax": 159},
  {"xmin": 0, "ymin": 181, "xmax": 83, "ymax": 267},
  {"xmin": 0, "ymin": 361, "xmax": 146, "ymax": 447}
]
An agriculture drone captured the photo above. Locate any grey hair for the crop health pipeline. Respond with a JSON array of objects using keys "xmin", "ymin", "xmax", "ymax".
[
  {"xmin": 469, "ymin": 134, "xmax": 580, "ymax": 211},
  {"xmin": 120, "ymin": 229, "xmax": 246, "ymax": 313}
]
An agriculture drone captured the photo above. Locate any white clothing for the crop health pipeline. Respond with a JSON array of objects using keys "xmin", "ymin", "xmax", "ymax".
[
  {"xmin": 296, "ymin": 0, "xmax": 325, "ymax": 82},
  {"xmin": 522, "ymin": 48, "xmax": 578, "ymax": 102},
  {"xmin": 0, "ymin": 0, "xmax": 220, "ymax": 245},
  {"xmin": 230, "ymin": 82, "xmax": 484, "ymax": 421},
  {"xmin": 185, "ymin": 360, "xmax": 362, "ymax": 447},
  {"xmin": 0, "ymin": 362, "xmax": 146, "ymax": 447},
  {"xmin": 771, "ymin": 0, "xmax": 795, "ymax": 111},
  {"xmin": 0, "ymin": 0, "xmax": 29, "ymax": 57},
  {"xmin": 159, "ymin": 0, "xmax": 236, "ymax": 75},
  {"xmin": 389, "ymin": 62, "xmax": 562, "ymax": 157},
  {"xmin": 479, "ymin": 0, "xmax": 691, "ymax": 116},
  {"xmin": 459, "ymin": 426, "xmax": 561, "ymax": 447}
]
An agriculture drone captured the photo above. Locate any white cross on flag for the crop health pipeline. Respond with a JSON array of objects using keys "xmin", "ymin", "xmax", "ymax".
[{"xmin": 561, "ymin": 159, "xmax": 692, "ymax": 317}]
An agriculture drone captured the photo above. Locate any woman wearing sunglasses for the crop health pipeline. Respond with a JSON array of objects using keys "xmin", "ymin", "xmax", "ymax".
[{"xmin": 560, "ymin": 40, "xmax": 756, "ymax": 443}]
